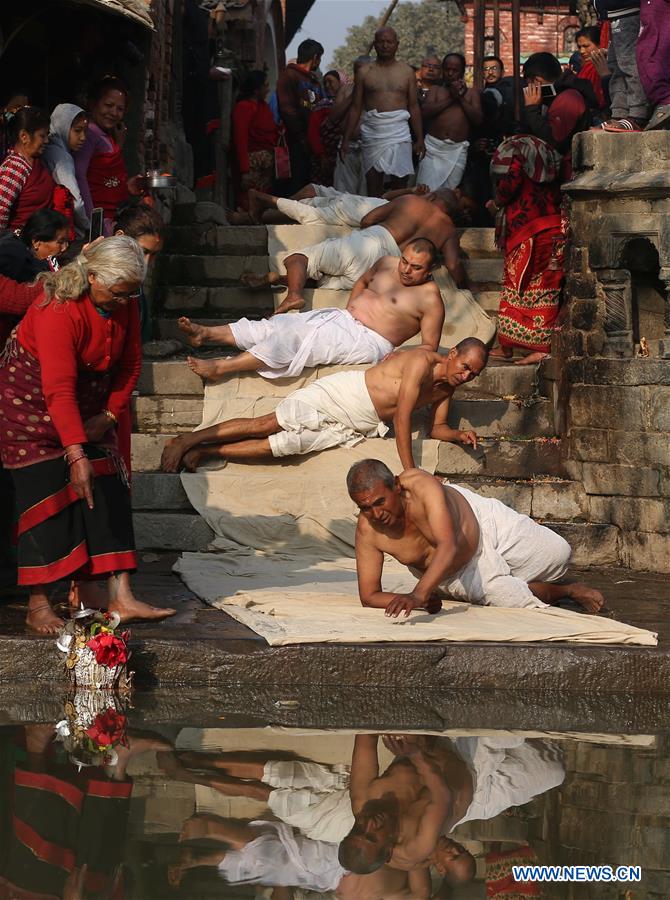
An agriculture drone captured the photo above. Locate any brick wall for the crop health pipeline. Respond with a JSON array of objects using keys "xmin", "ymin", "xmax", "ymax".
[{"xmin": 464, "ymin": 3, "xmax": 580, "ymax": 71}]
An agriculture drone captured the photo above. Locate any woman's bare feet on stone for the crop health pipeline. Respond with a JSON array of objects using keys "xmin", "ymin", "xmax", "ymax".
[
  {"xmin": 68, "ymin": 580, "xmax": 108, "ymax": 610},
  {"xmin": 489, "ymin": 346, "xmax": 514, "ymax": 361},
  {"xmin": 107, "ymin": 572, "xmax": 176, "ymax": 623},
  {"xmin": 566, "ymin": 583, "xmax": 606, "ymax": 614},
  {"xmin": 161, "ymin": 436, "xmax": 190, "ymax": 472},
  {"xmin": 183, "ymin": 448, "xmax": 205, "ymax": 472},
  {"xmin": 247, "ymin": 189, "xmax": 264, "ymax": 223},
  {"xmin": 273, "ymin": 291, "xmax": 305, "ymax": 315},
  {"xmin": 26, "ymin": 598, "xmax": 64, "ymax": 635},
  {"xmin": 515, "ymin": 351, "xmax": 548, "ymax": 366},
  {"xmin": 186, "ymin": 356, "xmax": 225, "ymax": 383},
  {"xmin": 178, "ymin": 317, "xmax": 210, "ymax": 348},
  {"xmin": 240, "ymin": 270, "xmax": 280, "ymax": 290}
]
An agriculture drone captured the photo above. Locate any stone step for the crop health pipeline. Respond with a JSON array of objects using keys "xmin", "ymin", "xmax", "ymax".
[
  {"xmin": 158, "ymin": 254, "xmax": 269, "ymax": 285},
  {"xmin": 458, "ymin": 227, "xmax": 498, "ymax": 258},
  {"xmin": 160, "ymin": 285, "xmax": 274, "ymax": 314},
  {"xmin": 138, "ymin": 359, "xmax": 541, "ymax": 400},
  {"xmin": 165, "ymin": 225, "xmax": 268, "ymax": 256},
  {"xmin": 171, "ymin": 201, "xmax": 228, "ymax": 226},
  {"xmin": 157, "ymin": 255, "xmax": 502, "ymax": 290},
  {"xmin": 438, "ymin": 438, "xmax": 564, "ymax": 479},
  {"xmin": 129, "ymin": 476, "xmax": 618, "ymax": 565},
  {"xmin": 132, "ymin": 393, "xmax": 552, "ymax": 437},
  {"xmin": 133, "ymin": 512, "xmax": 214, "ymax": 551}
]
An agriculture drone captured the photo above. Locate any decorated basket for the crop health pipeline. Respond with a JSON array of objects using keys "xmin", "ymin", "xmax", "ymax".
[
  {"xmin": 57, "ymin": 607, "xmax": 133, "ymax": 693},
  {"xmin": 55, "ymin": 692, "xmax": 128, "ymax": 768}
]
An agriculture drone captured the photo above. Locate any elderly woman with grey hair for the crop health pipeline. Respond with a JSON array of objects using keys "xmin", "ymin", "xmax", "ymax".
[{"xmin": 0, "ymin": 236, "xmax": 175, "ymax": 633}]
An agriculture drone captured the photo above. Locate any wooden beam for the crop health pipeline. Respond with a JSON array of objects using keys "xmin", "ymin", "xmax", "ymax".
[
  {"xmin": 472, "ymin": 0, "xmax": 486, "ymax": 90},
  {"xmin": 493, "ymin": 0, "xmax": 500, "ymax": 59},
  {"xmin": 511, "ymin": 0, "xmax": 521, "ymax": 120}
]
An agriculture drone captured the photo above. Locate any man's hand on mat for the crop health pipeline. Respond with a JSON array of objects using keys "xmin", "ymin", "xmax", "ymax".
[{"xmin": 384, "ymin": 591, "xmax": 440, "ymax": 618}]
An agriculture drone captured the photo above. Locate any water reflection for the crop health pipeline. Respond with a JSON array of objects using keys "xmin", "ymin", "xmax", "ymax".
[{"xmin": 0, "ymin": 724, "xmax": 663, "ymax": 898}]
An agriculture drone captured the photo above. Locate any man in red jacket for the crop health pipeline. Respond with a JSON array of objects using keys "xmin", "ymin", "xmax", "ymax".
[{"xmin": 276, "ymin": 38, "xmax": 324, "ymax": 193}]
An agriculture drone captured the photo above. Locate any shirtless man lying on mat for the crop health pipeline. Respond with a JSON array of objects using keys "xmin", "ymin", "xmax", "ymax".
[{"xmin": 160, "ymin": 340, "xmax": 488, "ymax": 473}]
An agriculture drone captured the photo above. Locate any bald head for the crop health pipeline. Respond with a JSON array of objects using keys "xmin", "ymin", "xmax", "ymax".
[{"xmin": 374, "ymin": 26, "xmax": 399, "ymax": 61}]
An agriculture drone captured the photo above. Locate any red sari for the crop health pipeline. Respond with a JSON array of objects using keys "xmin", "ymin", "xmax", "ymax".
[
  {"xmin": 491, "ymin": 136, "xmax": 565, "ymax": 354},
  {"xmin": 0, "ymin": 293, "xmax": 140, "ymax": 585}
]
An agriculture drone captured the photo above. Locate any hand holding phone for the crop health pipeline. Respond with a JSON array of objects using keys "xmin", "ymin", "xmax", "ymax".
[{"xmin": 89, "ymin": 208, "xmax": 104, "ymax": 243}]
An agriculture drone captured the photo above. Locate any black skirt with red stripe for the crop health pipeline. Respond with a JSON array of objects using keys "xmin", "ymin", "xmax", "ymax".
[{"xmin": 10, "ymin": 446, "xmax": 136, "ymax": 586}]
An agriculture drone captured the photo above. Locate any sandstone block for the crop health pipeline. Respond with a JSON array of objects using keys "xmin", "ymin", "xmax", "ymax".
[
  {"xmin": 133, "ymin": 512, "xmax": 214, "ymax": 551},
  {"xmin": 569, "ymin": 385, "xmax": 645, "ymax": 430},
  {"xmin": 162, "ymin": 285, "xmax": 208, "ymax": 311},
  {"xmin": 648, "ymin": 387, "xmax": 670, "ymax": 431},
  {"xmin": 131, "ymin": 433, "xmax": 177, "ymax": 472},
  {"xmin": 450, "ymin": 398, "xmax": 553, "ymax": 437},
  {"xmin": 582, "ymin": 462, "xmax": 660, "ymax": 497},
  {"xmin": 531, "ymin": 481, "xmax": 587, "ymax": 521},
  {"xmin": 138, "ymin": 361, "xmax": 204, "ymax": 396},
  {"xmin": 566, "ymin": 428, "xmax": 609, "ymax": 462},
  {"xmin": 582, "ymin": 357, "xmax": 670, "ymax": 386},
  {"xmin": 451, "ymin": 479, "xmax": 533, "ymax": 514},
  {"xmin": 566, "ymin": 274, "xmax": 598, "ymax": 301},
  {"xmin": 621, "ymin": 531, "xmax": 670, "ymax": 573},
  {"xmin": 463, "ymin": 258, "xmax": 503, "ymax": 284},
  {"xmin": 546, "ymin": 522, "xmax": 620, "ymax": 567},
  {"xmin": 587, "ymin": 496, "xmax": 670, "ymax": 534},
  {"xmin": 614, "ymin": 431, "xmax": 670, "ymax": 467},
  {"xmin": 569, "ymin": 298, "xmax": 599, "ymax": 330},
  {"xmin": 133, "ymin": 396, "xmax": 203, "ymax": 433},
  {"xmin": 132, "ymin": 473, "xmax": 192, "ymax": 510},
  {"xmin": 437, "ymin": 439, "xmax": 563, "ymax": 479}
]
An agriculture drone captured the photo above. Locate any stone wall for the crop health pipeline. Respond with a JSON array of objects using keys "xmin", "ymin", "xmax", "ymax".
[{"xmin": 552, "ymin": 132, "xmax": 670, "ymax": 573}]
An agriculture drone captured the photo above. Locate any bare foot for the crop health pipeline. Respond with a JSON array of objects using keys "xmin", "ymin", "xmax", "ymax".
[
  {"xmin": 515, "ymin": 351, "xmax": 548, "ymax": 366},
  {"xmin": 68, "ymin": 580, "xmax": 108, "ymax": 610},
  {"xmin": 161, "ymin": 436, "xmax": 190, "ymax": 472},
  {"xmin": 240, "ymin": 270, "xmax": 280, "ymax": 290},
  {"xmin": 178, "ymin": 317, "xmax": 210, "ymax": 348},
  {"xmin": 180, "ymin": 814, "xmax": 229, "ymax": 843},
  {"xmin": 186, "ymin": 356, "xmax": 225, "ymax": 383},
  {"xmin": 226, "ymin": 209, "xmax": 254, "ymax": 225},
  {"xmin": 566, "ymin": 583, "xmax": 606, "ymax": 614},
  {"xmin": 167, "ymin": 848, "xmax": 196, "ymax": 888},
  {"xmin": 247, "ymin": 189, "xmax": 264, "ymax": 224},
  {"xmin": 489, "ymin": 346, "xmax": 514, "ymax": 360},
  {"xmin": 273, "ymin": 292, "xmax": 305, "ymax": 315},
  {"xmin": 183, "ymin": 448, "xmax": 205, "ymax": 472},
  {"xmin": 109, "ymin": 595, "xmax": 177, "ymax": 623},
  {"xmin": 26, "ymin": 603, "xmax": 64, "ymax": 635}
]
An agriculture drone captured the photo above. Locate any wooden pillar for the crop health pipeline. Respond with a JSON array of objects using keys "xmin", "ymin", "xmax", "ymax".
[
  {"xmin": 492, "ymin": 0, "xmax": 500, "ymax": 58},
  {"xmin": 472, "ymin": 0, "xmax": 486, "ymax": 90},
  {"xmin": 511, "ymin": 0, "xmax": 522, "ymax": 121}
]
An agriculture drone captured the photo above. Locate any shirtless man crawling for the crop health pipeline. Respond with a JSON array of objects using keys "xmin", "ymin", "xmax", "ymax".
[
  {"xmin": 179, "ymin": 242, "xmax": 444, "ymax": 382},
  {"xmin": 348, "ymin": 461, "xmax": 606, "ymax": 615},
  {"xmin": 338, "ymin": 733, "xmax": 476, "ymax": 886},
  {"xmin": 340, "ymin": 27, "xmax": 425, "ymax": 197},
  {"xmin": 417, "ymin": 53, "xmax": 483, "ymax": 191},
  {"xmin": 160, "ymin": 341, "xmax": 488, "ymax": 473},
  {"xmin": 241, "ymin": 191, "xmax": 466, "ymax": 315}
]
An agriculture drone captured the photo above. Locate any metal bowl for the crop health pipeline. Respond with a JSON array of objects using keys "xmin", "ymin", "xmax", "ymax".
[{"xmin": 145, "ymin": 171, "xmax": 177, "ymax": 189}]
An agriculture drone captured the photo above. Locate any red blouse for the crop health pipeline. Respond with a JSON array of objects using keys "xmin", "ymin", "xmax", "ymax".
[
  {"xmin": 16, "ymin": 293, "xmax": 141, "ymax": 448},
  {"xmin": 495, "ymin": 156, "xmax": 562, "ymax": 252},
  {"xmin": 233, "ymin": 99, "xmax": 278, "ymax": 173}
]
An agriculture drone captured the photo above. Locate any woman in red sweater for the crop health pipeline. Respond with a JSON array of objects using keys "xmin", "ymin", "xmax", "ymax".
[
  {"xmin": 0, "ymin": 236, "xmax": 175, "ymax": 633},
  {"xmin": 0, "ymin": 106, "xmax": 55, "ymax": 232},
  {"xmin": 233, "ymin": 71, "xmax": 278, "ymax": 211}
]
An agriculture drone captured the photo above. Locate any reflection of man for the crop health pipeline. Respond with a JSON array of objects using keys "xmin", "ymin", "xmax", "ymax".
[
  {"xmin": 341, "ymin": 27, "xmax": 425, "ymax": 196},
  {"xmin": 348, "ymin": 462, "xmax": 606, "ymax": 614},
  {"xmin": 241, "ymin": 192, "xmax": 465, "ymax": 314},
  {"xmin": 179, "ymin": 244, "xmax": 445, "ymax": 381},
  {"xmin": 417, "ymin": 53, "xmax": 483, "ymax": 191},
  {"xmin": 160, "ymin": 342, "xmax": 488, "ymax": 473},
  {"xmin": 339, "ymin": 734, "xmax": 476, "ymax": 884}
]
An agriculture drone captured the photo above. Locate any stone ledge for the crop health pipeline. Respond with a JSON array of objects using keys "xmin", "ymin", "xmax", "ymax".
[{"xmin": 582, "ymin": 463, "xmax": 660, "ymax": 498}]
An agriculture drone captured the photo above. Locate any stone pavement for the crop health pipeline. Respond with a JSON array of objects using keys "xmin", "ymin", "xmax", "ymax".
[{"xmin": 0, "ymin": 555, "xmax": 668, "ymax": 722}]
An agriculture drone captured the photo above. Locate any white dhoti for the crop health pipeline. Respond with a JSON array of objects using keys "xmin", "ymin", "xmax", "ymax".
[
  {"xmin": 416, "ymin": 135, "xmax": 469, "ymax": 191},
  {"xmin": 360, "ymin": 109, "xmax": 414, "ymax": 178},
  {"xmin": 218, "ymin": 820, "xmax": 346, "ymax": 892},
  {"xmin": 263, "ymin": 760, "xmax": 354, "ymax": 843},
  {"xmin": 449, "ymin": 737, "xmax": 565, "ymax": 827},
  {"xmin": 276, "ymin": 193, "xmax": 385, "ymax": 228},
  {"xmin": 286, "ymin": 223, "xmax": 400, "ymax": 290},
  {"xmin": 334, "ymin": 140, "xmax": 367, "ymax": 195},
  {"xmin": 426, "ymin": 484, "xmax": 572, "ymax": 609},
  {"xmin": 230, "ymin": 308, "xmax": 393, "ymax": 379},
  {"xmin": 269, "ymin": 370, "xmax": 388, "ymax": 458}
]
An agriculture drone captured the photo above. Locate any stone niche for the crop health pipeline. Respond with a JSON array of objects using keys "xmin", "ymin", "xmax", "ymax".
[{"xmin": 550, "ymin": 132, "xmax": 670, "ymax": 573}]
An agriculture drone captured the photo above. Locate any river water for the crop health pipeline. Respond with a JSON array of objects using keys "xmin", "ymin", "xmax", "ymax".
[{"xmin": 0, "ymin": 702, "xmax": 666, "ymax": 899}]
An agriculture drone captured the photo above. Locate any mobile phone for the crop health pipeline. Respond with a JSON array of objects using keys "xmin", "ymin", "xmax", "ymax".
[
  {"xmin": 89, "ymin": 208, "xmax": 104, "ymax": 242},
  {"xmin": 540, "ymin": 83, "xmax": 557, "ymax": 101}
]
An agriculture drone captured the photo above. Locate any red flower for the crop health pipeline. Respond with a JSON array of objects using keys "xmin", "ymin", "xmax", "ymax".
[
  {"xmin": 85, "ymin": 709, "xmax": 127, "ymax": 747},
  {"xmin": 86, "ymin": 632, "xmax": 128, "ymax": 668}
]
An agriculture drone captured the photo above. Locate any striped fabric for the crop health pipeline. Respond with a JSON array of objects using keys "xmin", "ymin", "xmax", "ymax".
[{"xmin": 0, "ymin": 151, "xmax": 31, "ymax": 229}]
